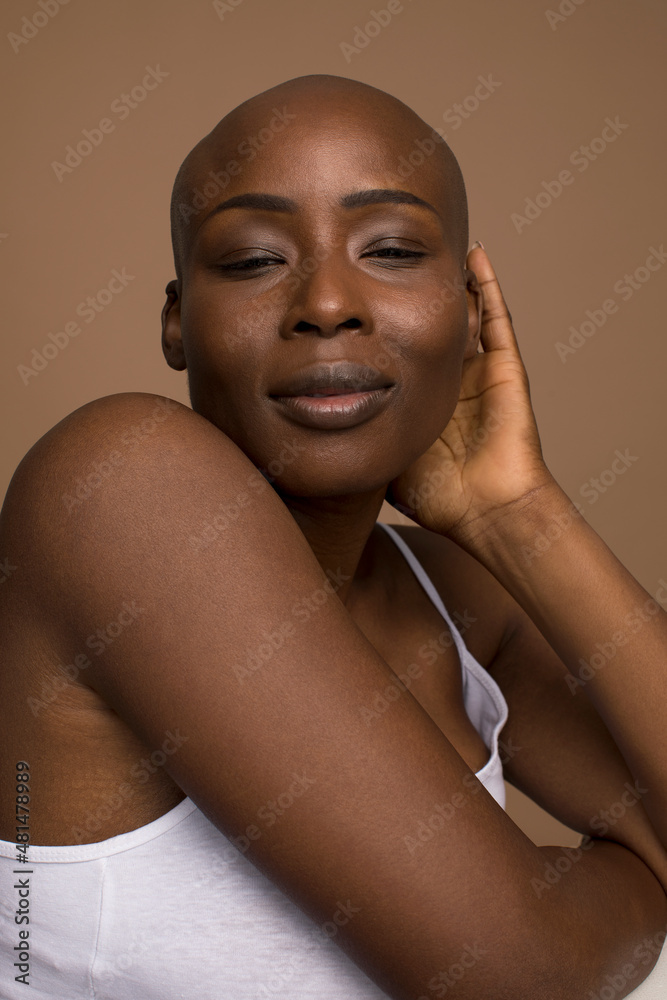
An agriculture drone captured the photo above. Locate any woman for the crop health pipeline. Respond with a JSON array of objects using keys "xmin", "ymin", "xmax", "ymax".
[{"xmin": 1, "ymin": 73, "xmax": 666, "ymax": 998}]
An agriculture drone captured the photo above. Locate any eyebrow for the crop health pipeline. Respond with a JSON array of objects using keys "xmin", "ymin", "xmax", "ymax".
[{"xmin": 198, "ymin": 188, "xmax": 442, "ymax": 231}]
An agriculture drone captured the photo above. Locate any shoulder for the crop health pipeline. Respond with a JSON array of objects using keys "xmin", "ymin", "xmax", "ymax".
[
  {"xmin": 6, "ymin": 392, "xmax": 206, "ymax": 491},
  {"xmin": 380, "ymin": 521, "xmax": 523, "ymax": 668},
  {"xmin": 3, "ymin": 391, "xmax": 250, "ymax": 523},
  {"xmin": 3, "ymin": 393, "xmax": 180, "ymax": 557},
  {"xmin": 1, "ymin": 391, "xmax": 267, "ymax": 616}
]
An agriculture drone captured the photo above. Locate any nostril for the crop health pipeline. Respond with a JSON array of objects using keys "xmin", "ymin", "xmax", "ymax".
[{"xmin": 292, "ymin": 318, "xmax": 362, "ymax": 333}]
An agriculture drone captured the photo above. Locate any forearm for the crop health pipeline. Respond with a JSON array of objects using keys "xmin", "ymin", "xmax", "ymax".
[{"xmin": 450, "ymin": 477, "xmax": 667, "ymax": 852}]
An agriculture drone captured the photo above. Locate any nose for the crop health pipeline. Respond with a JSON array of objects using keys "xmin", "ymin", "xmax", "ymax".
[{"xmin": 279, "ymin": 252, "xmax": 373, "ymax": 339}]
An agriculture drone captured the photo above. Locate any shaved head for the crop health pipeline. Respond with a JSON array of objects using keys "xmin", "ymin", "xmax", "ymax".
[{"xmin": 169, "ymin": 74, "xmax": 469, "ymax": 286}]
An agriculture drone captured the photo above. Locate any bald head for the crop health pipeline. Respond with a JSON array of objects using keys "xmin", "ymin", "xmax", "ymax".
[{"xmin": 169, "ymin": 74, "xmax": 469, "ymax": 285}]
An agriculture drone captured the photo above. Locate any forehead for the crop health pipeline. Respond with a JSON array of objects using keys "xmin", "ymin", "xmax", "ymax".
[
  {"xmin": 185, "ymin": 115, "xmax": 451, "ymax": 236},
  {"xmin": 171, "ymin": 80, "xmax": 467, "ymax": 273},
  {"xmin": 207, "ymin": 81, "xmax": 430, "ymax": 155}
]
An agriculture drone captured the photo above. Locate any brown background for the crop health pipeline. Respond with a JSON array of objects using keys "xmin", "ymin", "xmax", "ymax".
[{"xmin": 1, "ymin": 0, "xmax": 665, "ymax": 846}]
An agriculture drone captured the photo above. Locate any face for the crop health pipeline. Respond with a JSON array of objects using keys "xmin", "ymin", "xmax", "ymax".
[{"xmin": 162, "ymin": 99, "xmax": 481, "ymax": 498}]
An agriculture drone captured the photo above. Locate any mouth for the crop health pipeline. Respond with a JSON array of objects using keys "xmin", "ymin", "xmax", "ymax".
[
  {"xmin": 269, "ymin": 361, "xmax": 396, "ymax": 430},
  {"xmin": 301, "ymin": 388, "xmax": 365, "ymax": 397},
  {"xmin": 269, "ymin": 361, "xmax": 395, "ymax": 397},
  {"xmin": 271, "ymin": 387, "xmax": 394, "ymax": 430}
]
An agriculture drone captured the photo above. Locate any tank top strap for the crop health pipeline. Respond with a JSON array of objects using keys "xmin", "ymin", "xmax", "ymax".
[{"xmin": 377, "ymin": 521, "xmax": 469, "ymax": 682}]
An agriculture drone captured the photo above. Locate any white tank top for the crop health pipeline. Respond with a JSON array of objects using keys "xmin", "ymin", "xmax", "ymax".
[{"xmin": 1, "ymin": 522, "xmax": 663, "ymax": 997}]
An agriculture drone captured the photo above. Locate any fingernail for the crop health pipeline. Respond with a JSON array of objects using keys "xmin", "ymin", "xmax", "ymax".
[{"xmin": 471, "ymin": 240, "xmax": 485, "ymax": 250}]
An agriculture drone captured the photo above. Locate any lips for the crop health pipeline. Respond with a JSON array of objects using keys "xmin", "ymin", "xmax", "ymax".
[
  {"xmin": 271, "ymin": 387, "xmax": 394, "ymax": 430},
  {"xmin": 302, "ymin": 388, "xmax": 361, "ymax": 397},
  {"xmin": 268, "ymin": 361, "xmax": 396, "ymax": 430},
  {"xmin": 269, "ymin": 361, "xmax": 395, "ymax": 398}
]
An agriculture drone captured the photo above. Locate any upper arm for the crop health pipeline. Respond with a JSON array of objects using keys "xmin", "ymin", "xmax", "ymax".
[{"xmin": 5, "ymin": 392, "xmax": 666, "ymax": 999}]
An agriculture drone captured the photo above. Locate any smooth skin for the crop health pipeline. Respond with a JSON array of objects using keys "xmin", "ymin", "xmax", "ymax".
[{"xmin": 1, "ymin": 75, "xmax": 667, "ymax": 998}]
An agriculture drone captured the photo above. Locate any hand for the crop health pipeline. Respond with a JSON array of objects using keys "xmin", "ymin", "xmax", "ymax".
[{"xmin": 385, "ymin": 244, "xmax": 557, "ymax": 544}]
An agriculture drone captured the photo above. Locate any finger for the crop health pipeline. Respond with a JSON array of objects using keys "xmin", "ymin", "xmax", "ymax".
[{"xmin": 466, "ymin": 245, "xmax": 522, "ymax": 357}]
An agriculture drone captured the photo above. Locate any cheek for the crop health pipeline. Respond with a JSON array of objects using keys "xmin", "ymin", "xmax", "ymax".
[
  {"xmin": 384, "ymin": 288, "xmax": 469, "ymax": 380},
  {"xmin": 383, "ymin": 293, "xmax": 468, "ymax": 441},
  {"xmin": 180, "ymin": 288, "xmax": 269, "ymax": 380}
]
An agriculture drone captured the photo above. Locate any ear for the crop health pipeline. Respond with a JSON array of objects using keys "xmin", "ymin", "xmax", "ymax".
[
  {"xmin": 161, "ymin": 279, "xmax": 186, "ymax": 371},
  {"xmin": 463, "ymin": 266, "xmax": 483, "ymax": 359}
]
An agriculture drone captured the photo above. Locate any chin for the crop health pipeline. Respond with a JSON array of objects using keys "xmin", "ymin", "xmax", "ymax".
[{"xmin": 263, "ymin": 466, "xmax": 392, "ymax": 501}]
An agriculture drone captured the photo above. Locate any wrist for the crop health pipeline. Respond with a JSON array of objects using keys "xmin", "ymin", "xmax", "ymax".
[{"xmin": 445, "ymin": 475, "xmax": 578, "ymax": 561}]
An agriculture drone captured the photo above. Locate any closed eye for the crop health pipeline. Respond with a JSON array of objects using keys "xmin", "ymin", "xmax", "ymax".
[
  {"xmin": 217, "ymin": 255, "xmax": 283, "ymax": 273},
  {"xmin": 363, "ymin": 247, "xmax": 426, "ymax": 263},
  {"xmin": 215, "ymin": 247, "xmax": 427, "ymax": 277},
  {"xmin": 365, "ymin": 248, "xmax": 425, "ymax": 258}
]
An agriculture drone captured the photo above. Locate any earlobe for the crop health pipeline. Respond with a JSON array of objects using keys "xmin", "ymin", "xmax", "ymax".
[{"xmin": 161, "ymin": 280, "xmax": 187, "ymax": 371}]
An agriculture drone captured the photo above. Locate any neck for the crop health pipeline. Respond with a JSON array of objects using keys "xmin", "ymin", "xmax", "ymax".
[{"xmin": 273, "ymin": 486, "xmax": 389, "ymax": 608}]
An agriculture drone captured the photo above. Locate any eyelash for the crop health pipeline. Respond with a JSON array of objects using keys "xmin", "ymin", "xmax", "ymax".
[{"xmin": 218, "ymin": 247, "xmax": 426, "ymax": 272}]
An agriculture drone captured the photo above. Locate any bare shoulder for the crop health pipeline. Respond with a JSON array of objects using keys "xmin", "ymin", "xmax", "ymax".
[
  {"xmin": 2, "ymin": 390, "xmax": 258, "ymax": 534},
  {"xmin": 4, "ymin": 392, "xmax": 209, "ymax": 507},
  {"xmin": 381, "ymin": 521, "xmax": 523, "ymax": 669},
  {"xmin": 0, "ymin": 390, "xmax": 271, "ymax": 625}
]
